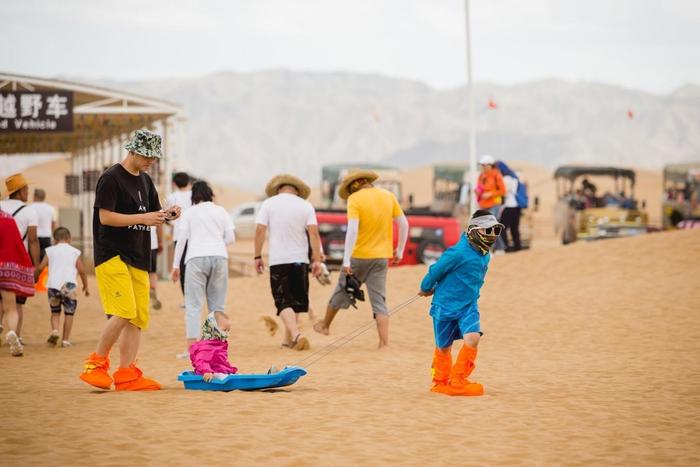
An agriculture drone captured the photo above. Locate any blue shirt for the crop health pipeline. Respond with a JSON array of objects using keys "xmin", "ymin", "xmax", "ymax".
[{"xmin": 420, "ymin": 234, "xmax": 490, "ymax": 320}]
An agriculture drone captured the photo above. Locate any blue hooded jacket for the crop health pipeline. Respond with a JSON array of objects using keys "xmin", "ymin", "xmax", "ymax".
[{"xmin": 420, "ymin": 233, "xmax": 490, "ymax": 320}]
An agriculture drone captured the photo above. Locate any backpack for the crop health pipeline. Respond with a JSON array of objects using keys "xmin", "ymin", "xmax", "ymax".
[{"xmin": 515, "ymin": 181, "xmax": 529, "ymax": 209}]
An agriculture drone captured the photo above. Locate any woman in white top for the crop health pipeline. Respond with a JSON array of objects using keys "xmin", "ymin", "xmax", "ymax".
[{"xmin": 172, "ymin": 181, "xmax": 235, "ymax": 355}]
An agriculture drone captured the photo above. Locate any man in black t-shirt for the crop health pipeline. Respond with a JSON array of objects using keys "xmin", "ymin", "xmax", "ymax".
[{"xmin": 79, "ymin": 130, "xmax": 182, "ymax": 391}]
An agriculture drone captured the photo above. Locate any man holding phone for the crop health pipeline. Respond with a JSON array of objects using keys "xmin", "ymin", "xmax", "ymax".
[{"xmin": 79, "ymin": 129, "xmax": 181, "ymax": 391}]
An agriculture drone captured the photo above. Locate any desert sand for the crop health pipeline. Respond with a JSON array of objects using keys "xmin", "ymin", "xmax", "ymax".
[{"xmin": 1, "ymin": 227, "xmax": 698, "ymax": 466}]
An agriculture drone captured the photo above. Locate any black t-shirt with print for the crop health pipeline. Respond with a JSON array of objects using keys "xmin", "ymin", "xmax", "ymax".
[{"xmin": 93, "ymin": 164, "xmax": 161, "ymax": 270}]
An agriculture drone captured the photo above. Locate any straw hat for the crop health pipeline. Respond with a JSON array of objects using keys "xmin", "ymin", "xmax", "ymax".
[
  {"xmin": 5, "ymin": 173, "xmax": 31, "ymax": 196},
  {"xmin": 265, "ymin": 174, "xmax": 311, "ymax": 200},
  {"xmin": 338, "ymin": 170, "xmax": 379, "ymax": 200}
]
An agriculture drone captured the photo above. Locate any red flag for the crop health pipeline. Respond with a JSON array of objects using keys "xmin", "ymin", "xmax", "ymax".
[
  {"xmin": 627, "ymin": 109, "xmax": 634, "ymax": 119},
  {"xmin": 488, "ymin": 97, "xmax": 498, "ymax": 109}
]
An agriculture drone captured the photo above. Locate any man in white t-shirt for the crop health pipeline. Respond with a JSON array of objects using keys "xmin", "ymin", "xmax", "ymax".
[
  {"xmin": 166, "ymin": 172, "xmax": 193, "ymax": 295},
  {"xmin": 32, "ymin": 188, "xmax": 57, "ymax": 261},
  {"xmin": 254, "ymin": 174, "xmax": 322, "ymax": 351},
  {"xmin": 0, "ymin": 173, "xmax": 40, "ymax": 343}
]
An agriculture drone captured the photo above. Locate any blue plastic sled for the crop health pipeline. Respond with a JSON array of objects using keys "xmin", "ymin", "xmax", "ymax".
[{"xmin": 178, "ymin": 366, "xmax": 307, "ymax": 392}]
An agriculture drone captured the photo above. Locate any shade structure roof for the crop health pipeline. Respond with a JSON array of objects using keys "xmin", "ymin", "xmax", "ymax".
[
  {"xmin": 554, "ymin": 165, "xmax": 636, "ymax": 184},
  {"xmin": 0, "ymin": 72, "xmax": 183, "ymax": 155}
]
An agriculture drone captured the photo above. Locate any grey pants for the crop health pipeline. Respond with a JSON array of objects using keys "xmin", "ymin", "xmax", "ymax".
[
  {"xmin": 184, "ymin": 256, "xmax": 228, "ymax": 339},
  {"xmin": 328, "ymin": 258, "xmax": 388, "ymax": 315}
]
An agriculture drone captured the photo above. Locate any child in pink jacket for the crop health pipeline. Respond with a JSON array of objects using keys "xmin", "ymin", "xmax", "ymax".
[{"xmin": 189, "ymin": 312, "xmax": 238, "ymax": 381}]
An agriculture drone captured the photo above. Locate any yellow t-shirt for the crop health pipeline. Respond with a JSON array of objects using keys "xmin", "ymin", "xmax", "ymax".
[{"xmin": 347, "ymin": 187, "xmax": 403, "ymax": 259}]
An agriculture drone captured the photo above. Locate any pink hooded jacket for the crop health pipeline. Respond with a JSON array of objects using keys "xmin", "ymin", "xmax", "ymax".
[{"xmin": 189, "ymin": 340, "xmax": 238, "ymax": 375}]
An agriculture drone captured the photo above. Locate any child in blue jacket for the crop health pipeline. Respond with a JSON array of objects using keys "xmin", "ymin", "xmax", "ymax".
[{"xmin": 418, "ymin": 209, "xmax": 503, "ymax": 396}]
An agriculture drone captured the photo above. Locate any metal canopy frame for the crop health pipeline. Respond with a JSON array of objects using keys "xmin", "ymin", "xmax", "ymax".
[{"xmin": 0, "ymin": 72, "xmax": 186, "ymax": 272}]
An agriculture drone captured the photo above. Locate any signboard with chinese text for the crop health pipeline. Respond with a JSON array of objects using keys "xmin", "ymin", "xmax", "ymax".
[{"xmin": 0, "ymin": 91, "xmax": 73, "ymax": 132}]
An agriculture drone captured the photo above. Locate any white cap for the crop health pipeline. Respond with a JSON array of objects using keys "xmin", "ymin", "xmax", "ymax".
[
  {"xmin": 479, "ymin": 154, "xmax": 496, "ymax": 165},
  {"xmin": 468, "ymin": 213, "xmax": 504, "ymax": 230}
]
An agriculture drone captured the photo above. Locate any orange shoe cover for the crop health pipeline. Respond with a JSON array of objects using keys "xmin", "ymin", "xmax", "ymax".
[
  {"xmin": 113, "ymin": 364, "xmax": 161, "ymax": 391},
  {"xmin": 430, "ymin": 348, "xmax": 453, "ymax": 395},
  {"xmin": 79, "ymin": 353, "xmax": 113, "ymax": 390},
  {"xmin": 449, "ymin": 345, "xmax": 484, "ymax": 396}
]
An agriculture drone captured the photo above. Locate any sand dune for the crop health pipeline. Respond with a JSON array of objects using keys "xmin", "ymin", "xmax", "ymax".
[{"xmin": 1, "ymin": 228, "xmax": 698, "ymax": 465}]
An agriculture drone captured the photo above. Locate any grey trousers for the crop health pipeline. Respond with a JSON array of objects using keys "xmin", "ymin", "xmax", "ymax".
[{"xmin": 184, "ymin": 256, "xmax": 228, "ymax": 339}]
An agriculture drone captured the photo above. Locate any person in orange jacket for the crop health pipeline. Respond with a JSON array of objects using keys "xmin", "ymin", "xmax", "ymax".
[{"xmin": 476, "ymin": 155, "xmax": 506, "ymax": 252}]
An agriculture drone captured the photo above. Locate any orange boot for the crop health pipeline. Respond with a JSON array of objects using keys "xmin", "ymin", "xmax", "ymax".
[
  {"xmin": 430, "ymin": 348, "xmax": 453, "ymax": 395},
  {"xmin": 79, "ymin": 353, "xmax": 113, "ymax": 390},
  {"xmin": 449, "ymin": 345, "xmax": 484, "ymax": 396},
  {"xmin": 113, "ymin": 363, "xmax": 161, "ymax": 391}
]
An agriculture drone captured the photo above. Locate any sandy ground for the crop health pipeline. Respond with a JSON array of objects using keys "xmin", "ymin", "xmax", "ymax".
[{"xmin": 1, "ymin": 228, "xmax": 698, "ymax": 466}]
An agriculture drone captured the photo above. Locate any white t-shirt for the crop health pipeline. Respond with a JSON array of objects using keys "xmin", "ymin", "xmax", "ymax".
[
  {"xmin": 166, "ymin": 189, "xmax": 193, "ymax": 242},
  {"xmin": 256, "ymin": 193, "xmax": 318, "ymax": 266},
  {"xmin": 0, "ymin": 199, "xmax": 38, "ymax": 250},
  {"xmin": 175, "ymin": 202, "xmax": 235, "ymax": 264},
  {"xmin": 32, "ymin": 201, "xmax": 56, "ymax": 238},
  {"xmin": 46, "ymin": 243, "xmax": 81, "ymax": 289},
  {"xmin": 150, "ymin": 226, "xmax": 158, "ymax": 251},
  {"xmin": 503, "ymin": 175, "xmax": 519, "ymax": 208}
]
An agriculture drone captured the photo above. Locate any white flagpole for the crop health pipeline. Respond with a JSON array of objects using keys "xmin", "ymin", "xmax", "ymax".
[{"xmin": 465, "ymin": 0, "xmax": 478, "ymax": 214}]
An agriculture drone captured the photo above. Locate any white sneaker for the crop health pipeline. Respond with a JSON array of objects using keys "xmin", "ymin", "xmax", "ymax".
[
  {"xmin": 6, "ymin": 331, "xmax": 23, "ymax": 357},
  {"xmin": 61, "ymin": 340, "xmax": 72, "ymax": 348},
  {"xmin": 47, "ymin": 329, "xmax": 60, "ymax": 346}
]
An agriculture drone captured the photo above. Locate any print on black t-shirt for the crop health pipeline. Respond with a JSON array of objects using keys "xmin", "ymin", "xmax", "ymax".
[{"xmin": 93, "ymin": 164, "xmax": 161, "ymax": 271}]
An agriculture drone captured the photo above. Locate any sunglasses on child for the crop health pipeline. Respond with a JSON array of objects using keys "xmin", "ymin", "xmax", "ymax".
[{"xmin": 469, "ymin": 225, "xmax": 503, "ymax": 236}]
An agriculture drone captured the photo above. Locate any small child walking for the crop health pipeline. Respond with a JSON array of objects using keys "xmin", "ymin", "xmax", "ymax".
[
  {"xmin": 418, "ymin": 210, "xmax": 504, "ymax": 396},
  {"xmin": 35, "ymin": 227, "xmax": 89, "ymax": 347},
  {"xmin": 189, "ymin": 311, "xmax": 238, "ymax": 382}
]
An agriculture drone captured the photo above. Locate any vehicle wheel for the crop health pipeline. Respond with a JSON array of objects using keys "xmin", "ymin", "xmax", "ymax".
[{"xmin": 417, "ymin": 240, "xmax": 446, "ymax": 265}]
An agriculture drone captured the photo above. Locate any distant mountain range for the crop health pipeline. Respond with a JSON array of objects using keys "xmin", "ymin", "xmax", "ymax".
[{"xmin": 93, "ymin": 71, "xmax": 700, "ymax": 191}]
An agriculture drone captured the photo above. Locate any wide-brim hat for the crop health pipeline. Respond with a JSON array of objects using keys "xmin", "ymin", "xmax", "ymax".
[
  {"xmin": 338, "ymin": 170, "xmax": 379, "ymax": 200},
  {"xmin": 124, "ymin": 129, "xmax": 163, "ymax": 159},
  {"xmin": 265, "ymin": 174, "xmax": 311, "ymax": 200},
  {"xmin": 5, "ymin": 173, "xmax": 31, "ymax": 196}
]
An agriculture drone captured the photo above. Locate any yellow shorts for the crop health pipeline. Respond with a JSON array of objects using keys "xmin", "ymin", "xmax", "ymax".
[{"xmin": 95, "ymin": 256, "xmax": 150, "ymax": 330}]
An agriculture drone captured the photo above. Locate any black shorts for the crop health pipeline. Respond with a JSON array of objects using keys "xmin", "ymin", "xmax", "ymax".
[
  {"xmin": 39, "ymin": 237, "xmax": 52, "ymax": 261},
  {"xmin": 269, "ymin": 263, "xmax": 309, "ymax": 315},
  {"xmin": 149, "ymin": 250, "xmax": 158, "ymax": 273}
]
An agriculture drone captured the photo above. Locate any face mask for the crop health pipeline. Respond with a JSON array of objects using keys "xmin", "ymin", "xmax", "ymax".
[{"xmin": 467, "ymin": 228, "xmax": 497, "ymax": 255}]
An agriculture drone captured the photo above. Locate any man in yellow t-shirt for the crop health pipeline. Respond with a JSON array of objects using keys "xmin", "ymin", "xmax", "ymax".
[{"xmin": 314, "ymin": 170, "xmax": 408, "ymax": 348}]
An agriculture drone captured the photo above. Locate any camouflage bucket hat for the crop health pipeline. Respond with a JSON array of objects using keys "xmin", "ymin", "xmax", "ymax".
[{"xmin": 124, "ymin": 129, "xmax": 163, "ymax": 159}]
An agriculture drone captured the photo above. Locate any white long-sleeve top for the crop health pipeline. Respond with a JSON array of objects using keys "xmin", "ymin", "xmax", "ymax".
[{"xmin": 173, "ymin": 201, "xmax": 235, "ymax": 268}]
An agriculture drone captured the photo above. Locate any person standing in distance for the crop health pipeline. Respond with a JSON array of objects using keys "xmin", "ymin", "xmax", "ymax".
[{"xmin": 166, "ymin": 172, "xmax": 192, "ymax": 297}]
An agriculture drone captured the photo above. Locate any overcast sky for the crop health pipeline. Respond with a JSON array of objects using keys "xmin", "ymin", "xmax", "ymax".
[{"xmin": 3, "ymin": 0, "xmax": 699, "ymax": 94}]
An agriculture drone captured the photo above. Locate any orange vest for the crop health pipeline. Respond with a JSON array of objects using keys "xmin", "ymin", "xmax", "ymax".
[{"xmin": 477, "ymin": 168, "xmax": 506, "ymax": 209}]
